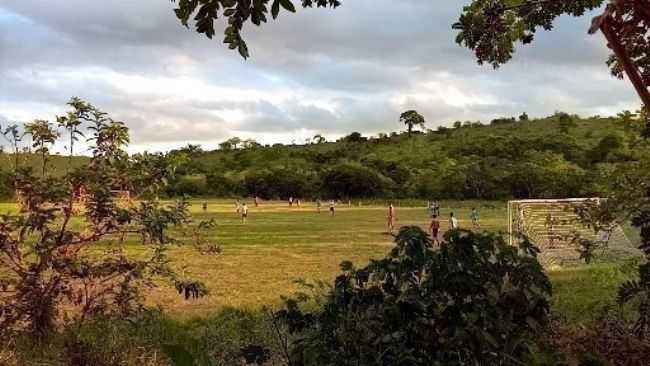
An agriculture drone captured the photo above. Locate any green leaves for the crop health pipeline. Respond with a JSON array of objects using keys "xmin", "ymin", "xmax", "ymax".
[
  {"xmin": 171, "ymin": 0, "xmax": 341, "ymax": 58},
  {"xmin": 271, "ymin": 0, "xmax": 280, "ymax": 18},
  {"xmin": 0, "ymin": 98, "xmax": 210, "ymax": 339},
  {"xmin": 278, "ymin": 227, "xmax": 551, "ymax": 365},
  {"xmin": 279, "ymin": 0, "xmax": 296, "ymax": 13}
]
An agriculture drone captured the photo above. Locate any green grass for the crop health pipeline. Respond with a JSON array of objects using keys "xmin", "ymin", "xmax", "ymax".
[{"xmin": 0, "ymin": 199, "xmax": 639, "ymax": 324}]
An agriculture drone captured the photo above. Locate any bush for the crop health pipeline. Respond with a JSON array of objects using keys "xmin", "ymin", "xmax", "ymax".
[{"xmin": 277, "ymin": 227, "xmax": 552, "ymax": 366}]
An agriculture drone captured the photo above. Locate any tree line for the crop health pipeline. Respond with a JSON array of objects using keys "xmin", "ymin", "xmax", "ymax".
[{"xmin": 160, "ymin": 111, "xmax": 643, "ymax": 201}]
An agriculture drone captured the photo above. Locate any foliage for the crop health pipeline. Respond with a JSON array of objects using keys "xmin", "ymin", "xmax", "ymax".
[
  {"xmin": 453, "ymin": 0, "xmax": 645, "ymax": 76},
  {"xmin": 0, "ymin": 98, "xmax": 209, "ymax": 339},
  {"xmin": 161, "ymin": 113, "xmax": 632, "ymax": 200},
  {"xmin": 171, "ymin": 0, "xmax": 342, "ymax": 58},
  {"xmin": 24, "ymin": 119, "xmax": 59, "ymax": 177},
  {"xmin": 275, "ymin": 226, "xmax": 551, "ymax": 366},
  {"xmin": 322, "ymin": 162, "xmax": 385, "ymax": 198},
  {"xmin": 399, "ymin": 110, "xmax": 426, "ymax": 136}
]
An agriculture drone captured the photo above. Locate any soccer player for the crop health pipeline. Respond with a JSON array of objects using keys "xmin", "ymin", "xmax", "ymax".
[
  {"xmin": 289, "ymin": 196, "xmax": 293, "ymax": 207},
  {"xmin": 329, "ymin": 200, "xmax": 336, "ymax": 216},
  {"xmin": 430, "ymin": 200, "xmax": 439, "ymax": 216},
  {"xmin": 254, "ymin": 196, "xmax": 260, "ymax": 207},
  {"xmin": 241, "ymin": 203, "xmax": 248, "ymax": 223},
  {"xmin": 470, "ymin": 207, "xmax": 480, "ymax": 229},
  {"xmin": 387, "ymin": 203, "xmax": 396, "ymax": 234},
  {"xmin": 449, "ymin": 212, "xmax": 459, "ymax": 230},
  {"xmin": 430, "ymin": 214, "xmax": 441, "ymax": 245},
  {"xmin": 316, "ymin": 199, "xmax": 322, "ymax": 213}
]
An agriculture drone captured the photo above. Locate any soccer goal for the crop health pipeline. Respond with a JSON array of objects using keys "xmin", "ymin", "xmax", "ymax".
[{"xmin": 507, "ymin": 198, "xmax": 639, "ymax": 266}]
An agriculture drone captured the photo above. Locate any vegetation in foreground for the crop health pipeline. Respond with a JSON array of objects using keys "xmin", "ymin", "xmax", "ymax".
[{"xmin": 1, "ymin": 97, "xmax": 648, "ymax": 365}]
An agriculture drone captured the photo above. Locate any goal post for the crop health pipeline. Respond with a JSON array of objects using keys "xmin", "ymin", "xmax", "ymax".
[{"xmin": 507, "ymin": 198, "xmax": 638, "ymax": 265}]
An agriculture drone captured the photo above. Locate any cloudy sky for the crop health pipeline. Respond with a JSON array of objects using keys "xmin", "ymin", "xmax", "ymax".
[{"xmin": 0, "ymin": 1, "xmax": 641, "ymax": 152}]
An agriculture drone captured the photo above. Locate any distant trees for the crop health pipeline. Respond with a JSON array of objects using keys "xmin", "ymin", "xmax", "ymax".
[
  {"xmin": 244, "ymin": 168, "xmax": 316, "ymax": 199},
  {"xmin": 490, "ymin": 117, "xmax": 516, "ymax": 125},
  {"xmin": 312, "ymin": 134, "xmax": 327, "ymax": 144},
  {"xmin": 587, "ymin": 133, "xmax": 625, "ymax": 163},
  {"xmin": 219, "ymin": 137, "xmax": 242, "ymax": 150},
  {"xmin": 519, "ymin": 112, "xmax": 530, "ymax": 121},
  {"xmin": 400, "ymin": 110, "xmax": 426, "ymax": 136},
  {"xmin": 322, "ymin": 163, "xmax": 384, "ymax": 198},
  {"xmin": 154, "ymin": 113, "xmax": 637, "ymax": 201},
  {"xmin": 556, "ymin": 112, "xmax": 577, "ymax": 134},
  {"xmin": 340, "ymin": 132, "xmax": 367, "ymax": 143}
]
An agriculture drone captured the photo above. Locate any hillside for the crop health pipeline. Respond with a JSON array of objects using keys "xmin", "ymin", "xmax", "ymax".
[{"xmin": 164, "ymin": 112, "xmax": 638, "ymax": 200}]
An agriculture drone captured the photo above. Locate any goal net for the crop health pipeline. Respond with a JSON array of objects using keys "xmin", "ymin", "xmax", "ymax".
[{"xmin": 507, "ymin": 198, "xmax": 639, "ymax": 266}]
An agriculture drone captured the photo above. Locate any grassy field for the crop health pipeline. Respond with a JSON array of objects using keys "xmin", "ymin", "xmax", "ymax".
[{"xmin": 0, "ymin": 199, "xmax": 637, "ymax": 323}]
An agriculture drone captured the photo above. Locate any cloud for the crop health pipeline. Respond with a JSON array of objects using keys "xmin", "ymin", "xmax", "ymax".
[{"xmin": 0, "ymin": 1, "xmax": 641, "ymax": 152}]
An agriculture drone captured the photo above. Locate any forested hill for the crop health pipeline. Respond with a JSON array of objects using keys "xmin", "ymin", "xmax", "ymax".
[
  {"xmin": 165, "ymin": 112, "xmax": 641, "ymax": 200},
  {"xmin": 0, "ymin": 112, "xmax": 637, "ymax": 200}
]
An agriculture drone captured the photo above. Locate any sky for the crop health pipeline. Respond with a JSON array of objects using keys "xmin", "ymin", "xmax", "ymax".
[{"xmin": 0, "ymin": 0, "xmax": 641, "ymax": 153}]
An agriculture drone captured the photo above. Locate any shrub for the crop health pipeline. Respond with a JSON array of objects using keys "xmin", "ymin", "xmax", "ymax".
[{"xmin": 277, "ymin": 227, "xmax": 552, "ymax": 366}]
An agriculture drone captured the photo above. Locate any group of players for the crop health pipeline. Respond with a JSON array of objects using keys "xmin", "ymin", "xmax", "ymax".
[
  {"xmin": 387, "ymin": 202, "xmax": 481, "ymax": 244},
  {"xmin": 202, "ymin": 199, "xmax": 481, "ymax": 243}
]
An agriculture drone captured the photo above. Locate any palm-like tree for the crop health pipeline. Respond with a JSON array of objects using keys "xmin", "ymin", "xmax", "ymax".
[
  {"xmin": 57, "ymin": 97, "xmax": 92, "ymax": 171},
  {"xmin": 2, "ymin": 124, "xmax": 22, "ymax": 175},
  {"xmin": 400, "ymin": 110, "xmax": 426, "ymax": 137},
  {"xmin": 25, "ymin": 120, "xmax": 59, "ymax": 177}
]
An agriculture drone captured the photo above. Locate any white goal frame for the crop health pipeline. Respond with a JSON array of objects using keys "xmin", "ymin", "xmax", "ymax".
[{"xmin": 507, "ymin": 198, "xmax": 602, "ymax": 246}]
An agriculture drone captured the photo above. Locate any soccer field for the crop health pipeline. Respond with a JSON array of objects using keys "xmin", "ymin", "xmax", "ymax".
[
  {"xmin": 0, "ymin": 199, "xmax": 632, "ymax": 322},
  {"xmin": 149, "ymin": 199, "xmax": 508, "ymax": 313},
  {"xmin": 0, "ymin": 200, "xmax": 506, "ymax": 312}
]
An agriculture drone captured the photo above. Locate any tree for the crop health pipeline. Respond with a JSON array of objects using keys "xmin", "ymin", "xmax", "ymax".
[
  {"xmin": 312, "ymin": 134, "xmax": 327, "ymax": 144},
  {"xmin": 454, "ymin": 0, "xmax": 650, "ymax": 107},
  {"xmin": 24, "ymin": 120, "xmax": 59, "ymax": 177},
  {"xmin": 178, "ymin": 144, "xmax": 204, "ymax": 155},
  {"xmin": 219, "ymin": 137, "xmax": 242, "ymax": 150},
  {"xmin": 173, "ymin": 0, "xmax": 650, "ymax": 111},
  {"xmin": 171, "ymin": 0, "xmax": 342, "ymax": 59},
  {"xmin": 399, "ymin": 110, "xmax": 426, "ymax": 136},
  {"xmin": 1, "ymin": 124, "xmax": 22, "ymax": 175},
  {"xmin": 340, "ymin": 131, "xmax": 366, "ymax": 143},
  {"xmin": 556, "ymin": 112, "xmax": 577, "ymax": 134},
  {"xmin": 0, "ymin": 99, "xmax": 209, "ymax": 339},
  {"xmin": 241, "ymin": 138, "xmax": 261, "ymax": 149},
  {"xmin": 57, "ymin": 97, "xmax": 91, "ymax": 171},
  {"xmin": 322, "ymin": 163, "xmax": 384, "ymax": 198},
  {"xmin": 519, "ymin": 112, "xmax": 529, "ymax": 121}
]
